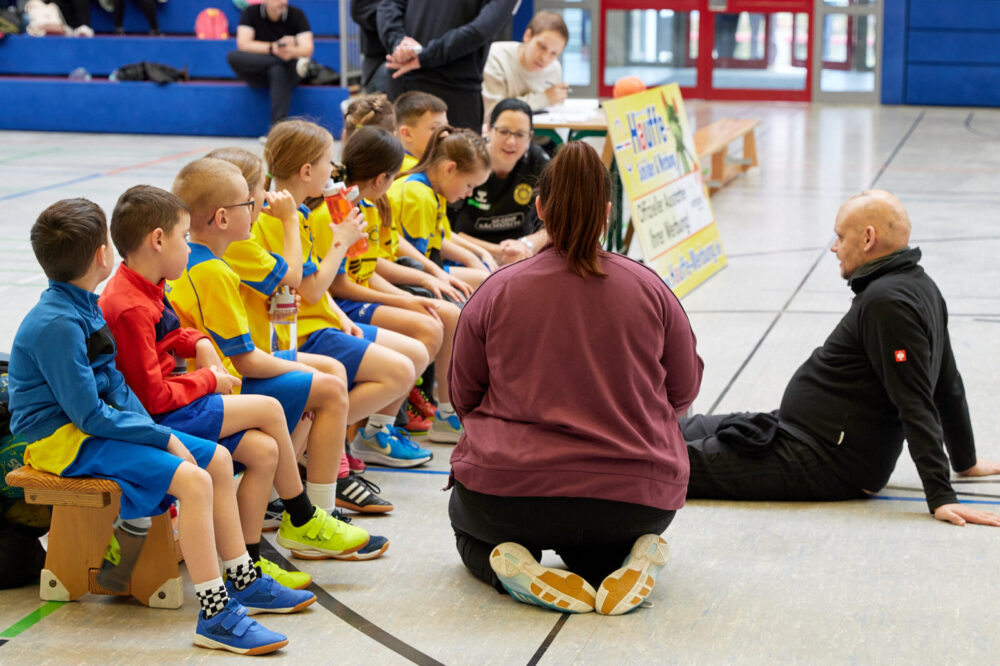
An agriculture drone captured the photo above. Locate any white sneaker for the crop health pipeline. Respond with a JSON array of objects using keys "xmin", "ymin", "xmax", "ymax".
[
  {"xmin": 295, "ymin": 57, "xmax": 311, "ymax": 79},
  {"xmin": 74, "ymin": 25, "xmax": 95, "ymax": 37}
]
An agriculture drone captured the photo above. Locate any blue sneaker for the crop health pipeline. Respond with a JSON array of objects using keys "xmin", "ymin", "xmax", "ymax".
[
  {"xmin": 225, "ymin": 573, "xmax": 316, "ymax": 614},
  {"xmin": 194, "ymin": 599, "xmax": 288, "ymax": 655},
  {"xmin": 428, "ymin": 410, "xmax": 463, "ymax": 443},
  {"xmin": 350, "ymin": 424, "xmax": 433, "ymax": 468}
]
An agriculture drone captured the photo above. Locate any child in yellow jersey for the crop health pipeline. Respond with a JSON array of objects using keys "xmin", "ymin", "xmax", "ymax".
[
  {"xmin": 387, "ymin": 125, "xmax": 494, "ymax": 291},
  {"xmin": 166, "ymin": 157, "xmax": 388, "ymax": 561},
  {"xmin": 209, "ymin": 146, "xmax": 394, "ymax": 515},
  {"xmin": 322, "ymin": 127, "xmax": 466, "ymax": 444},
  {"xmin": 257, "ymin": 118, "xmax": 433, "ymax": 468}
]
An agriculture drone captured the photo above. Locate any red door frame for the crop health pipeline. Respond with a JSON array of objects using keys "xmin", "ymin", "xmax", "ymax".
[{"xmin": 598, "ymin": 0, "xmax": 813, "ymax": 102}]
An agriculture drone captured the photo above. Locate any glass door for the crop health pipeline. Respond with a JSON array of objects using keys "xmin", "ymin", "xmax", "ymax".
[
  {"xmin": 811, "ymin": 0, "xmax": 881, "ymax": 102},
  {"xmin": 535, "ymin": 0, "xmax": 601, "ymax": 98}
]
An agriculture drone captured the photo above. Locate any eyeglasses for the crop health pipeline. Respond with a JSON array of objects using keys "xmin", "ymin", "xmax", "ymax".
[
  {"xmin": 492, "ymin": 127, "xmax": 532, "ymax": 141},
  {"xmin": 206, "ymin": 199, "xmax": 254, "ymax": 225}
]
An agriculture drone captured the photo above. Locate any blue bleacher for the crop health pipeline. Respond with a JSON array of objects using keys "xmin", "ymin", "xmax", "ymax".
[
  {"xmin": 87, "ymin": 0, "xmax": 340, "ymax": 37},
  {"xmin": 0, "ymin": 0, "xmax": 349, "ymax": 138},
  {"xmin": 0, "ymin": 34, "xmax": 341, "ymax": 79},
  {"xmin": 0, "ymin": 78, "xmax": 348, "ymax": 137}
]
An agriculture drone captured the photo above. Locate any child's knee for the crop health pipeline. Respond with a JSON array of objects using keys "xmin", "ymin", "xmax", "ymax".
[
  {"xmin": 239, "ymin": 430, "xmax": 279, "ymax": 471},
  {"xmin": 172, "ymin": 462, "xmax": 213, "ymax": 503},
  {"xmin": 387, "ymin": 353, "xmax": 417, "ymax": 389},
  {"xmin": 313, "ymin": 372, "xmax": 348, "ymax": 411},
  {"xmin": 207, "ymin": 445, "xmax": 234, "ymax": 477}
]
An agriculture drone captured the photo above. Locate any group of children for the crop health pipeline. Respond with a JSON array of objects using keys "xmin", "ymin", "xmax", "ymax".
[{"xmin": 7, "ymin": 89, "xmax": 499, "ymax": 654}]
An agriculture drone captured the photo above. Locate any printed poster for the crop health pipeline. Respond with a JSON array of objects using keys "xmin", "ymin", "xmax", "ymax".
[{"xmin": 603, "ymin": 84, "xmax": 726, "ymax": 297}]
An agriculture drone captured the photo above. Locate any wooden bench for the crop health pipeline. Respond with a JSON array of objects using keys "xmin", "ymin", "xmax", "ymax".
[
  {"xmin": 4, "ymin": 466, "xmax": 182, "ymax": 608},
  {"xmin": 694, "ymin": 118, "xmax": 760, "ymax": 194}
]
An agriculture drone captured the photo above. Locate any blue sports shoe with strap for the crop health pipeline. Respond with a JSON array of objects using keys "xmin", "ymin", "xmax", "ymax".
[
  {"xmin": 350, "ymin": 424, "xmax": 432, "ymax": 468},
  {"xmin": 225, "ymin": 573, "xmax": 316, "ymax": 614},
  {"xmin": 194, "ymin": 599, "xmax": 288, "ymax": 655}
]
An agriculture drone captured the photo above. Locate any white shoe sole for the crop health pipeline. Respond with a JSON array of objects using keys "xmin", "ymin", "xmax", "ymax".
[
  {"xmin": 427, "ymin": 427, "xmax": 462, "ymax": 443},
  {"xmin": 193, "ymin": 634, "xmax": 288, "ymax": 655},
  {"xmin": 275, "ymin": 534, "xmax": 368, "ymax": 559},
  {"xmin": 595, "ymin": 534, "xmax": 669, "ymax": 615},
  {"xmin": 489, "ymin": 542, "xmax": 595, "ymax": 613}
]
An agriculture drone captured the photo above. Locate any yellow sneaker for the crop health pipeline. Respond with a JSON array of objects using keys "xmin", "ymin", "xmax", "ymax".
[
  {"xmin": 275, "ymin": 507, "xmax": 370, "ymax": 559},
  {"xmin": 257, "ymin": 557, "xmax": 312, "ymax": 590}
]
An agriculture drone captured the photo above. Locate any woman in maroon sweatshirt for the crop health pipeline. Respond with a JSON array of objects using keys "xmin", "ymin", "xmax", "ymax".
[{"xmin": 447, "ymin": 141, "xmax": 703, "ymax": 616}]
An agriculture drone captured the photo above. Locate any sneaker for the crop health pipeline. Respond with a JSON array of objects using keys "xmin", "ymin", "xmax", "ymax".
[
  {"xmin": 225, "ymin": 573, "xmax": 315, "ymax": 614},
  {"xmin": 276, "ymin": 506, "xmax": 370, "ymax": 559},
  {"xmin": 346, "ymin": 452, "xmax": 366, "ymax": 474},
  {"xmin": 402, "ymin": 404, "xmax": 431, "ymax": 434},
  {"xmin": 194, "ymin": 599, "xmax": 288, "ymax": 655},
  {"xmin": 330, "ymin": 534, "xmax": 390, "ymax": 561},
  {"xmin": 257, "ymin": 557, "xmax": 312, "ymax": 590},
  {"xmin": 595, "ymin": 534, "xmax": 669, "ymax": 616},
  {"xmin": 337, "ymin": 473, "xmax": 394, "ymax": 513},
  {"xmin": 408, "ymin": 386, "xmax": 436, "ymax": 419},
  {"xmin": 295, "ymin": 57, "xmax": 312, "ymax": 79},
  {"xmin": 73, "ymin": 24, "xmax": 95, "ymax": 37},
  {"xmin": 428, "ymin": 410, "xmax": 463, "ymax": 444},
  {"xmin": 262, "ymin": 499, "xmax": 283, "ymax": 532},
  {"xmin": 489, "ymin": 542, "xmax": 595, "ymax": 613},
  {"xmin": 350, "ymin": 425, "xmax": 432, "ymax": 468}
]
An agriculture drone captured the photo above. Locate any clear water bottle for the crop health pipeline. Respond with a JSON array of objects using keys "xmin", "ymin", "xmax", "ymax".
[{"xmin": 269, "ymin": 285, "xmax": 298, "ymax": 353}]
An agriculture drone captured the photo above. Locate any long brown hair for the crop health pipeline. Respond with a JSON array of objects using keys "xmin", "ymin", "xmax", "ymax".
[
  {"xmin": 404, "ymin": 125, "xmax": 490, "ymax": 179},
  {"xmin": 535, "ymin": 141, "xmax": 611, "ymax": 278},
  {"xmin": 342, "ymin": 94, "xmax": 397, "ymax": 144},
  {"xmin": 330, "ymin": 127, "xmax": 405, "ymax": 229},
  {"xmin": 263, "ymin": 118, "xmax": 333, "ymax": 192}
]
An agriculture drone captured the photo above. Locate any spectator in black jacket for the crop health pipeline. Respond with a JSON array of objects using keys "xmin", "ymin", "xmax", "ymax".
[
  {"xmin": 683, "ymin": 190, "xmax": 1000, "ymax": 526},
  {"xmin": 351, "ymin": 0, "xmax": 389, "ymax": 93},
  {"xmin": 377, "ymin": 0, "xmax": 520, "ymax": 131}
]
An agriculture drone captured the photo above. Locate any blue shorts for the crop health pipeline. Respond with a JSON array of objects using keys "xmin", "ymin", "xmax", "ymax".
[
  {"xmin": 335, "ymin": 298, "xmax": 381, "ymax": 325},
  {"xmin": 240, "ymin": 356, "xmax": 312, "ymax": 434},
  {"xmin": 62, "ymin": 430, "xmax": 218, "ymax": 520},
  {"xmin": 299, "ymin": 325, "xmax": 377, "ymax": 388},
  {"xmin": 153, "ymin": 394, "xmax": 247, "ymax": 458}
]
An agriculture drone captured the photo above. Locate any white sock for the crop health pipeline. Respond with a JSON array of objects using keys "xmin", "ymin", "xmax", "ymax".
[
  {"xmin": 269, "ymin": 487, "xmax": 280, "ymax": 503},
  {"xmin": 306, "ymin": 481, "xmax": 336, "ymax": 513},
  {"xmin": 221, "ymin": 552, "xmax": 254, "ymax": 576},
  {"xmin": 438, "ymin": 401, "xmax": 455, "ymax": 416},
  {"xmin": 364, "ymin": 412, "xmax": 395, "ymax": 437}
]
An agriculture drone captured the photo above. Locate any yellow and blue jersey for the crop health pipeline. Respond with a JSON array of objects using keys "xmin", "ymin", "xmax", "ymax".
[
  {"xmin": 313, "ymin": 199, "xmax": 397, "ymax": 286},
  {"xmin": 223, "ymin": 238, "xmax": 288, "ymax": 353},
  {"xmin": 165, "ymin": 243, "xmax": 254, "ymax": 381},
  {"xmin": 387, "ymin": 171, "xmax": 449, "ymax": 257},
  {"xmin": 252, "ymin": 206, "xmax": 343, "ymax": 349}
]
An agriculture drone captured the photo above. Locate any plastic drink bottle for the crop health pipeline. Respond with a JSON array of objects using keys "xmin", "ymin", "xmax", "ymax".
[
  {"xmin": 323, "ymin": 180, "xmax": 368, "ymax": 258},
  {"xmin": 269, "ymin": 285, "xmax": 298, "ymax": 352}
]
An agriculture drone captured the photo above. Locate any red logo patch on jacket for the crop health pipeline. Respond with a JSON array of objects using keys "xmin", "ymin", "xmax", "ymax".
[{"xmin": 894, "ymin": 349, "xmax": 907, "ymax": 363}]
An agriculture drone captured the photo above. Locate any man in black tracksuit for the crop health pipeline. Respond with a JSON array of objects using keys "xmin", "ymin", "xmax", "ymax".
[
  {"xmin": 376, "ymin": 0, "xmax": 520, "ymax": 131},
  {"xmin": 683, "ymin": 190, "xmax": 1000, "ymax": 526}
]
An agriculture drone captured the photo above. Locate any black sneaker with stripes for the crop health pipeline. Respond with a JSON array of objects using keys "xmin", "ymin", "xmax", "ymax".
[
  {"xmin": 336, "ymin": 474, "xmax": 394, "ymax": 513},
  {"xmin": 262, "ymin": 499, "xmax": 284, "ymax": 532}
]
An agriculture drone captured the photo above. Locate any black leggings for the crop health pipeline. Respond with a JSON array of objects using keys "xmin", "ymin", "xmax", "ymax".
[
  {"xmin": 114, "ymin": 0, "xmax": 158, "ymax": 31},
  {"xmin": 449, "ymin": 481, "xmax": 675, "ymax": 590},
  {"xmin": 227, "ymin": 50, "xmax": 301, "ymax": 125},
  {"xmin": 49, "ymin": 0, "xmax": 90, "ymax": 29}
]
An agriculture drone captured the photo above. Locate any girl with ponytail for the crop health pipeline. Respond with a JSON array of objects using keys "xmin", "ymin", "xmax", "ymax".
[
  {"xmin": 256, "ymin": 118, "xmax": 435, "ymax": 468},
  {"xmin": 386, "ymin": 125, "xmax": 493, "ymax": 290}
]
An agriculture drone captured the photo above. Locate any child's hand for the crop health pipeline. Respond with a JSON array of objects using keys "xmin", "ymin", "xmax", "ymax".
[
  {"xmin": 330, "ymin": 207, "xmax": 366, "ymax": 250},
  {"xmin": 194, "ymin": 337, "xmax": 224, "ymax": 369},
  {"xmin": 267, "ymin": 288, "xmax": 301, "ymax": 322},
  {"xmin": 166, "ymin": 435, "xmax": 196, "ymax": 465},
  {"xmin": 499, "ymin": 238, "xmax": 531, "ymax": 263},
  {"xmin": 402, "ymin": 296, "xmax": 441, "ymax": 322},
  {"xmin": 479, "ymin": 250, "xmax": 499, "ymax": 272},
  {"xmin": 210, "ymin": 366, "xmax": 242, "ymax": 394},
  {"xmin": 266, "ymin": 190, "xmax": 298, "ymax": 225},
  {"xmin": 447, "ymin": 274, "xmax": 475, "ymax": 300}
]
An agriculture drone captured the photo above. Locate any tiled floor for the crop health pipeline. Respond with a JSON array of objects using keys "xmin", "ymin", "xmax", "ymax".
[{"xmin": 1, "ymin": 101, "xmax": 999, "ymax": 664}]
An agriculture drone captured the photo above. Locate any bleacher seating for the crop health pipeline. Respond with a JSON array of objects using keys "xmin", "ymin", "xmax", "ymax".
[{"xmin": 0, "ymin": 0, "xmax": 349, "ymax": 138}]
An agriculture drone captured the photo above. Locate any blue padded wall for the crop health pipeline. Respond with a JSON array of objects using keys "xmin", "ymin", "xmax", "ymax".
[
  {"xmin": 87, "ymin": 0, "xmax": 341, "ymax": 36},
  {"xmin": 0, "ymin": 79, "xmax": 348, "ymax": 137},
  {"xmin": 883, "ymin": 0, "xmax": 1000, "ymax": 107},
  {"xmin": 0, "ymin": 34, "xmax": 341, "ymax": 79}
]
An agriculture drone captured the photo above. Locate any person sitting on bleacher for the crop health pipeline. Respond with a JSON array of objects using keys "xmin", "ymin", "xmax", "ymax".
[{"xmin": 227, "ymin": 0, "xmax": 313, "ymax": 125}]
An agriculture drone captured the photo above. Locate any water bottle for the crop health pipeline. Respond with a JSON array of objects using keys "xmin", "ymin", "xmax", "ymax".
[
  {"xmin": 323, "ymin": 180, "xmax": 368, "ymax": 258},
  {"xmin": 269, "ymin": 285, "xmax": 298, "ymax": 352}
]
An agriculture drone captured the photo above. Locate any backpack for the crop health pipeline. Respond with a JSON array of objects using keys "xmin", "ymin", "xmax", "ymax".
[
  {"xmin": 0, "ymin": 6, "xmax": 24, "ymax": 34},
  {"xmin": 111, "ymin": 61, "xmax": 189, "ymax": 84},
  {"xmin": 194, "ymin": 7, "xmax": 229, "ymax": 39}
]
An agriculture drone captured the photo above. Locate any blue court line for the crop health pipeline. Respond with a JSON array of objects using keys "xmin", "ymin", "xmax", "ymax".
[
  {"xmin": 871, "ymin": 495, "xmax": 1000, "ymax": 506},
  {"xmin": 0, "ymin": 173, "xmax": 104, "ymax": 202},
  {"xmin": 367, "ymin": 467, "xmax": 450, "ymax": 476}
]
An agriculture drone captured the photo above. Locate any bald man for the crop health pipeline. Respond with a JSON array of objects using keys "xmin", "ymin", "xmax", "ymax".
[{"xmin": 682, "ymin": 190, "xmax": 1000, "ymax": 526}]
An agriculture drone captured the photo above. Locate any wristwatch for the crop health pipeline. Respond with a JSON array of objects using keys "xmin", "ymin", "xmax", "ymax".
[{"xmin": 519, "ymin": 237, "xmax": 535, "ymax": 254}]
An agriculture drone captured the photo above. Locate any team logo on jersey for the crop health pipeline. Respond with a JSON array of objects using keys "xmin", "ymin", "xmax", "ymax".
[
  {"xmin": 514, "ymin": 183, "xmax": 534, "ymax": 206},
  {"xmin": 894, "ymin": 349, "xmax": 907, "ymax": 363}
]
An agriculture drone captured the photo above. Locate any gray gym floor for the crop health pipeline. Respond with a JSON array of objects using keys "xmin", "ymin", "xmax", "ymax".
[{"xmin": 1, "ymin": 101, "xmax": 999, "ymax": 664}]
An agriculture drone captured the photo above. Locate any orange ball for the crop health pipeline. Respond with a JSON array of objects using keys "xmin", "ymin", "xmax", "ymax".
[{"xmin": 612, "ymin": 76, "xmax": 647, "ymax": 99}]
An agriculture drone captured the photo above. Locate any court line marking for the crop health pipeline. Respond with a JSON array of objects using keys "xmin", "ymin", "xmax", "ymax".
[{"xmin": 0, "ymin": 601, "xmax": 65, "ymax": 643}]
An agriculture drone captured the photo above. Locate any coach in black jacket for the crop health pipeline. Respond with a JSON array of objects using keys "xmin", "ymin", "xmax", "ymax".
[
  {"xmin": 682, "ymin": 190, "xmax": 1000, "ymax": 526},
  {"xmin": 377, "ymin": 0, "xmax": 520, "ymax": 131}
]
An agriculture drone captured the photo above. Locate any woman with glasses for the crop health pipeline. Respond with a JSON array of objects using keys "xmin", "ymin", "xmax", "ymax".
[
  {"xmin": 447, "ymin": 141, "xmax": 702, "ymax": 615},
  {"xmin": 449, "ymin": 99, "xmax": 550, "ymax": 266}
]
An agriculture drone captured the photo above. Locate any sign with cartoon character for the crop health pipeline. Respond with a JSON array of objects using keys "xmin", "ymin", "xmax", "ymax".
[{"xmin": 603, "ymin": 83, "xmax": 726, "ymax": 297}]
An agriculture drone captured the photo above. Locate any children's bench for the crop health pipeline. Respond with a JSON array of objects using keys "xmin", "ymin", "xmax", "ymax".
[
  {"xmin": 694, "ymin": 118, "xmax": 760, "ymax": 194},
  {"xmin": 4, "ymin": 466, "xmax": 182, "ymax": 608}
]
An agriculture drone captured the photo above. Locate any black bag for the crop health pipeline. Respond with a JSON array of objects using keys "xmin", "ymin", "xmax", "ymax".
[
  {"xmin": 112, "ymin": 61, "xmax": 189, "ymax": 84},
  {"xmin": 0, "ymin": 6, "xmax": 23, "ymax": 34}
]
